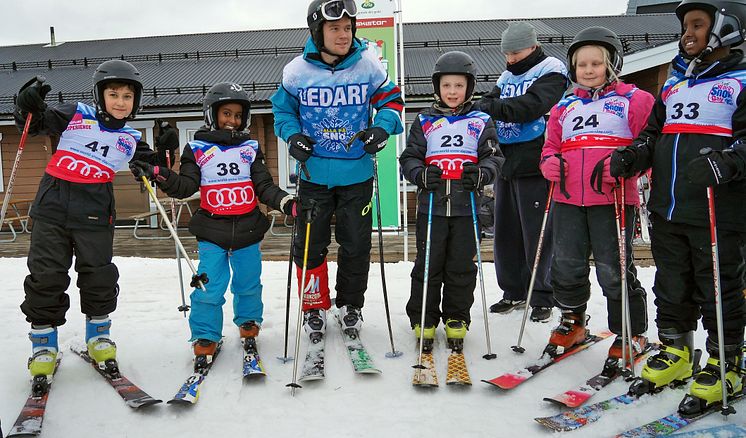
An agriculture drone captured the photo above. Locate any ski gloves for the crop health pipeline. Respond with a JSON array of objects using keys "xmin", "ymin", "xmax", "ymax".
[
  {"xmin": 461, "ymin": 163, "xmax": 486, "ymax": 191},
  {"xmin": 360, "ymin": 127, "xmax": 389, "ymax": 154},
  {"xmin": 288, "ymin": 133, "xmax": 316, "ymax": 163},
  {"xmin": 417, "ymin": 165, "xmax": 443, "ymax": 191},
  {"xmin": 280, "ymin": 196, "xmax": 320, "ymax": 223},
  {"xmin": 16, "ymin": 76, "xmax": 51, "ymax": 115},
  {"xmin": 539, "ymin": 154, "xmax": 567, "ymax": 183},
  {"xmin": 129, "ymin": 160, "xmax": 169, "ymax": 183},
  {"xmin": 686, "ymin": 147, "xmax": 739, "ymax": 187},
  {"xmin": 609, "ymin": 146, "xmax": 640, "ymax": 178}
]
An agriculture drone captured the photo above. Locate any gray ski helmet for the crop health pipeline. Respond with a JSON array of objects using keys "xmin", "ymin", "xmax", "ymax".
[
  {"xmin": 676, "ymin": 0, "xmax": 746, "ymax": 50},
  {"xmin": 92, "ymin": 59, "xmax": 142, "ymax": 120},
  {"xmin": 203, "ymin": 82, "xmax": 251, "ymax": 131},
  {"xmin": 307, "ymin": 0, "xmax": 357, "ymax": 52},
  {"xmin": 432, "ymin": 51, "xmax": 477, "ymax": 101},
  {"xmin": 567, "ymin": 27, "xmax": 624, "ymax": 82}
]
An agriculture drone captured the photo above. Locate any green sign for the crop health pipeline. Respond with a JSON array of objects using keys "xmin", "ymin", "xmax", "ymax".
[{"xmin": 356, "ymin": 0, "xmax": 400, "ymax": 229}]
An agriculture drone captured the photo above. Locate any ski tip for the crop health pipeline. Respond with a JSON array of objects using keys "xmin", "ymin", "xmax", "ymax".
[
  {"xmin": 130, "ymin": 399, "xmax": 163, "ymax": 409},
  {"xmin": 385, "ymin": 350, "xmax": 404, "ymax": 358}
]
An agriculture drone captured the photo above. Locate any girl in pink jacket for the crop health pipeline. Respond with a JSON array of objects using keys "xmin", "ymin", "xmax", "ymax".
[{"xmin": 539, "ymin": 27, "xmax": 655, "ymax": 362}]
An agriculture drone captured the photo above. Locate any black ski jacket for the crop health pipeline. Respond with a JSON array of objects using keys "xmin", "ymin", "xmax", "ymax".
[
  {"xmin": 14, "ymin": 103, "xmax": 160, "ymax": 230},
  {"xmin": 628, "ymin": 51, "xmax": 746, "ymax": 232},
  {"xmin": 157, "ymin": 128, "xmax": 291, "ymax": 251},
  {"xmin": 400, "ymin": 102, "xmax": 503, "ymax": 217}
]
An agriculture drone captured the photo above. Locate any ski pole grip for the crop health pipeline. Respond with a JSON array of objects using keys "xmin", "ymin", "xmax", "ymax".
[{"xmin": 190, "ymin": 273, "xmax": 209, "ymax": 288}]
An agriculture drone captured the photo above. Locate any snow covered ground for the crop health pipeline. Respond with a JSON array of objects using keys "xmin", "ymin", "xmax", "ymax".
[{"xmin": 1, "ymin": 256, "xmax": 744, "ymax": 438}]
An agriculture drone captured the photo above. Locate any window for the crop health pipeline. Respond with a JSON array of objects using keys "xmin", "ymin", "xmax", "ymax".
[{"xmin": 276, "ymin": 138, "xmax": 298, "ymax": 194}]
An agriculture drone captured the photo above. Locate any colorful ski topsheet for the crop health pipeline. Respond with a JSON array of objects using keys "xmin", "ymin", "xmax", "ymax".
[
  {"xmin": 169, "ymin": 340, "xmax": 224, "ymax": 405},
  {"xmin": 544, "ymin": 343, "xmax": 657, "ymax": 408},
  {"xmin": 446, "ymin": 352, "xmax": 472, "ymax": 386},
  {"xmin": 70, "ymin": 344, "xmax": 162, "ymax": 409},
  {"xmin": 483, "ymin": 331, "xmax": 613, "ymax": 390},
  {"xmin": 333, "ymin": 308, "xmax": 380, "ymax": 374},
  {"xmin": 242, "ymin": 339, "xmax": 266, "ymax": 378},
  {"xmin": 7, "ymin": 354, "xmax": 62, "ymax": 437},
  {"xmin": 669, "ymin": 424, "xmax": 746, "ymax": 437},
  {"xmin": 616, "ymin": 393, "xmax": 746, "ymax": 437},
  {"xmin": 299, "ymin": 335, "xmax": 326, "ymax": 382},
  {"xmin": 535, "ymin": 392, "xmax": 641, "ymax": 432},
  {"xmin": 412, "ymin": 352, "xmax": 438, "ymax": 387}
]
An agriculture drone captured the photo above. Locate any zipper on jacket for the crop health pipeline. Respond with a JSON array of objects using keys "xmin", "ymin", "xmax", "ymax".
[
  {"xmin": 666, "ymin": 134, "xmax": 680, "ymax": 221},
  {"xmin": 580, "ymin": 149, "xmax": 586, "ymax": 206},
  {"xmin": 446, "ymin": 179, "xmax": 451, "ymax": 216},
  {"xmin": 229, "ymin": 217, "xmax": 236, "ymax": 254}
]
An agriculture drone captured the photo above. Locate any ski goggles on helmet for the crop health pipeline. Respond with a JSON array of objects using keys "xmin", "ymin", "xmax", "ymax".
[{"xmin": 320, "ymin": 0, "xmax": 358, "ymax": 20}]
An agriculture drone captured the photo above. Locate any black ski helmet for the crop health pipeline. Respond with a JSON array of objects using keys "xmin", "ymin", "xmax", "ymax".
[
  {"xmin": 432, "ymin": 51, "xmax": 478, "ymax": 102},
  {"xmin": 307, "ymin": 0, "xmax": 357, "ymax": 52},
  {"xmin": 566, "ymin": 27, "xmax": 624, "ymax": 82},
  {"xmin": 92, "ymin": 59, "xmax": 142, "ymax": 120},
  {"xmin": 676, "ymin": 0, "xmax": 746, "ymax": 52},
  {"xmin": 203, "ymin": 82, "xmax": 251, "ymax": 131}
]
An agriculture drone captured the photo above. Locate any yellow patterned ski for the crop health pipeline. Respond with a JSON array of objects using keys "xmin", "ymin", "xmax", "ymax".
[
  {"xmin": 412, "ymin": 352, "xmax": 439, "ymax": 387},
  {"xmin": 446, "ymin": 352, "xmax": 472, "ymax": 385}
]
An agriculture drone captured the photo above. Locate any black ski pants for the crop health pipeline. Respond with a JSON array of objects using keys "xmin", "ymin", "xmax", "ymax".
[
  {"xmin": 650, "ymin": 213, "xmax": 746, "ymax": 345},
  {"xmin": 294, "ymin": 178, "xmax": 373, "ymax": 309},
  {"xmin": 406, "ymin": 214, "xmax": 477, "ymax": 328},
  {"xmin": 21, "ymin": 219, "xmax": 119, "ymax": 326},
  {"xmin": 551, "ymin": 203, "xmax": 648, "ymax": 335},
  {"xmin": 493, "ymin": 175, "xmax": 554, "ymax": 307}
]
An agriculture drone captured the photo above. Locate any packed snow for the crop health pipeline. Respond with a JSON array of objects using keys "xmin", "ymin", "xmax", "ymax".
[{"xmin": 1, "ymin": 256, "xmax": 744, "ymax": 438}]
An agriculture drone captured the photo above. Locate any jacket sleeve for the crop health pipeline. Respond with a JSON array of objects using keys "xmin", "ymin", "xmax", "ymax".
[
  {"xmin": 398, "ymin": 116, "xmax": 427, "ymax": 185},
  {"xmin": 628, "ymin": 89, "xmax": 656, "ymax": 138},
  {"xmin": 727, "ymin": 88, "xmax": 746, "ymax": 179},
  {"xmin": 371, "ymin": 75, "xmax": 405, "ymax": 135},
  {"xmin": 157, "ymin": 145, "xmax": 202, "ymax": 200},
  {"xmin": 541, "ymin": 104, "xmax": 563, "ymax": 158},
  {"xmin": 14, "ymin": 103, "xmax": 77, "ymax": 137},
  {"xmin": 629, "ymin": 94, "xmax": 667, "ymax": 172},
  {"xmin": 252, "ymin": 146, "xmax": 292, "ymax": 211},
  {"xmin": 474, "ymin": 73, "xmax": 568, "ymax": 123},
  {"xmin": 477, "ymin": 118, "xmax": 503, "ymax": 184},
  {"xmin": 270, "ymin": 85, "xmax": 303, "ymax": 143},
  {"xmin": 131, "ymin": 141, "xmax": 163, "ymax": 166}
]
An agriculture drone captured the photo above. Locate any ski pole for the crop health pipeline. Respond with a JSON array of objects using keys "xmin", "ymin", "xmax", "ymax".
[
  {"xmin": 470, "ymin": 191, "xmax": 496, "ymax": 360},
  {"xmin": 706, "ymin": 186, "xmax": 736, "ymax": 417},
  {"xmin": 614, "ymin": 182, "xmax": 635, "ymax": 377},
  {"xmin": 166, "ymin": 151, "xmax": 189, "ymax": 317},
  {"xmin": 414, "ymin": 191, "xmax": 434, "ymax": 373},
  {"xmin": 287, "ymin": 195, "xmax": 313, "ymax": 395},
  {"xmin": 512, "ymin": 182, "xmax": 554, "ymax": 354},
  {"xmin": 373, "ymin": 155, "xmax": 402, "ymax": 358},
  {"xmin": 279, "ymin": 163, "xmax": 302, "ymax": 364},
  {"xmin": 0, "ymin": 113, "xmax": 32, "ymax": 229},
  {"xmin": 140, "ymin": 175, "xmax": 206, "ymax": 291}
]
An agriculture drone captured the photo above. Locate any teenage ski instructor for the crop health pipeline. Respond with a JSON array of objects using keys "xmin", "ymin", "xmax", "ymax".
[{"xmin": 271, "ymin": 0, "xmax": 404, "ymax": 340}]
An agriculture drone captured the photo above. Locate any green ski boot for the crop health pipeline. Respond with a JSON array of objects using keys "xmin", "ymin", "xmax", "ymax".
[
  {"xmin": 679, "ymin": 343, "xmax": 743, "ymax": 417},
  {"xmin": 28, "ymin": 326, "xmax": 59, "ymax": 378},
  {"xmin": 414, "ymin": 325, "xmax": 435, "ymax": 352},
  {"xmin": 630, "ymin": 329, "xmax": 698, "ymax": 396},
  {"xmin": 444, "ymin": 319, "xmax": 467, "ymax": 352}
]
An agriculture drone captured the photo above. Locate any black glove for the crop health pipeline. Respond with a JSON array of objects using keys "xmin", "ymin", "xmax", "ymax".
[
  {"xmin": 686, "ymin": 147, "xmax": 739, "ymax": 187},
  {"xmin": 461, "ymin": 162, "xmax": 485, "ymax": 191},
  {"xmin": 129, "ymin": 160, "xmax": 167, "ymax": 183},
  {"xmin": 609, "ymin": 146, "xmax": 639, "ymax": 178},
  {"xmin": 16, "ymin": 76, "xmax": 51, "ymax": 114},
  {"xmin": 417, "ymin": 165, "xmax": 443, "ymax": 191},
  {"xmin": 300, "ymin": 198, "xmax": 320, "ymax": 223},
  {"xmin": 361, "ymin": 127, "xmax": 389, "ymax": 154},
  {"xmin": 190, "ymin": 272, "xmax": 209, "ymax": 288},
  {"xmin": 288, "ymin": 133, "xmax": 315, "ymax": 163}
]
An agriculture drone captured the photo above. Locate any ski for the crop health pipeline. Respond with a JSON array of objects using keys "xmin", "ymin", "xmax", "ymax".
[
  {"xmin": 413, "ymin": 340, "xmax": 438, "ymax": 387},
  {"xmin": 334, "ymin": 310, "xmax": 380, "ymax": 374},
  {"xmin": 616, "ymin": 392, "xmax": 746, "ymax": 437},
  {"xmin": 70, "ymin": 344, "xmax": 161, "ymax": 409},
  {"xmin": 7, "ymin": 354, "xmax": 62, "ymax": 437},
  {"xmin": 168, "ymin": 340, "xmax": 223, "ymax": 405},
  {"xmin": 544, "ymin": 343, "xmax": 658, "ymax": 408},
  {"xmin": 483, "ymin": 331, "xmax": 613, "ymax": 390},
  {"xmin": 242, "ymin": 337, "xmax": 266, "ymax": 378},
  {"xmin": 446, "ymin": 351, "xmax": 472, "ymax": 386},
  {"xmin": 669, "ymin": 424, "xmax": 746, "ymax": 437},
  {"xmin": 299, "ymin": 334, "xmax": 325, "ymax": 382}
]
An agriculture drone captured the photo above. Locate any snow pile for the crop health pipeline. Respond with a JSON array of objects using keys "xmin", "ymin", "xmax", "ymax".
[{"xmin": 1, "ymin": 257, "xmax": 744, "ymax": 437}]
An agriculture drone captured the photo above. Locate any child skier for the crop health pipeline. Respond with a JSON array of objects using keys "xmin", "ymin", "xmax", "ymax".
[
  {"xmin": 14, "ymin": 60, "xmax": 164, "ymax": 381},
  {"xmin": 610, "ymin": 0, "xmax": 746, "ymax": 415},
  {"xmin": 130, "ymin": 82, "xmax": 313, "ymax": 370},
  {"xmin": 400, "ymin": 51, "xmax": 502, "ymax": 350},
  {"xmin": 539, "ymin": 27, "xmax": 654, "ymax": 364}
]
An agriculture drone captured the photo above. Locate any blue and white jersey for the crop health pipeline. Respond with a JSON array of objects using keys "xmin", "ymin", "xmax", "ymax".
[{"xmin": 495, "ymin": 57, "xmax": 567, "ymax": 144}]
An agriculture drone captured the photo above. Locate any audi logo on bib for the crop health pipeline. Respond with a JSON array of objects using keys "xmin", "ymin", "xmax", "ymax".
[
  {"xmin": 426, "ymin": 155, "xmax": 476, "ymax": 179},
  {"xmin": 201, "ymin": 182, "xmax": 257, "ymax": 215},
  {"xmin": 49, "ymin": 153, "xmax": 114, "ymax": 182}
]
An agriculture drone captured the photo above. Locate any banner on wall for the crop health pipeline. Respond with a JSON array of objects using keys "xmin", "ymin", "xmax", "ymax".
[{"xmin": 355, "ymin": 0, "xmax": 400, "ymax": 229}]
